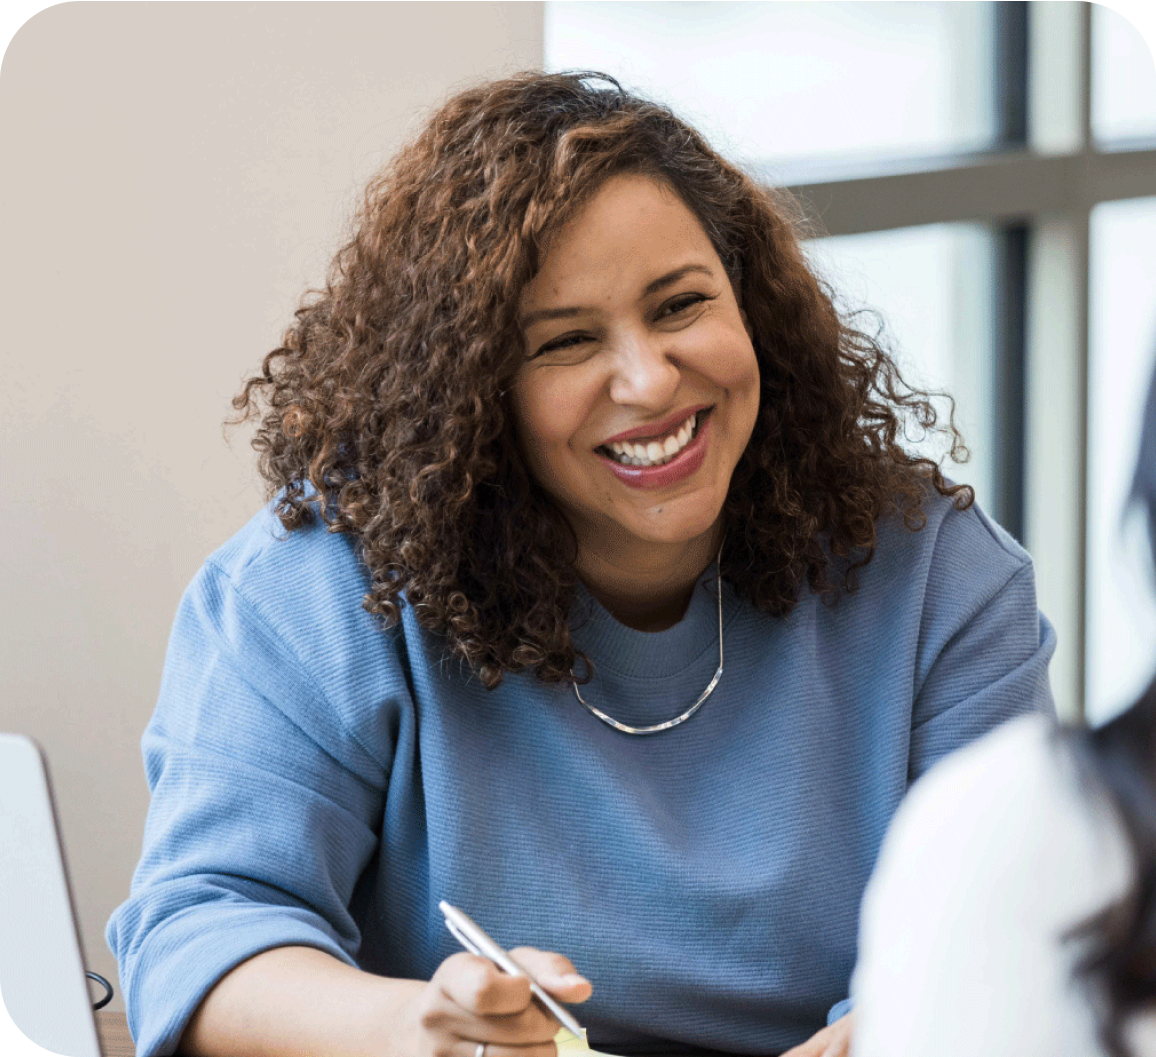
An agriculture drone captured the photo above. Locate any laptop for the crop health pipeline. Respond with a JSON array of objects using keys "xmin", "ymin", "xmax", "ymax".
[{"xmin": 0, "ymin": 733, "xmax": 104, "ymax": 1057}]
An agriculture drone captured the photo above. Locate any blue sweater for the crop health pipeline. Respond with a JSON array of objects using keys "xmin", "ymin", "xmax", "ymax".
[{"xmin": 107, "ymin": 493, "xmax": 1055, "ymax": 1056}]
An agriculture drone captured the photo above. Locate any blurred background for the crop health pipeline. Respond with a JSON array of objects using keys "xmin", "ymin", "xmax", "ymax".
[{"xmin": 1, "ymin": 1, "xmax": 1154, "ymax": 1014}]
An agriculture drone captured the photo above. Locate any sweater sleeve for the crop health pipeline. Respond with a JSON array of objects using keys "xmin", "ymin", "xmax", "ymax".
[
  {"xmin": 105, "ymin": 559, "xmax": 394, "ymax": 1057},
  {"xmin": 909, "ymin": 551, "xmax": 1057, "ymax": 782}
]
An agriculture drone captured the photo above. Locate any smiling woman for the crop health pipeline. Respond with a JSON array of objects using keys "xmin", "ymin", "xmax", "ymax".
[
  {"xmin": 225, "ymin": 72, "xmax": 979, "ymax": 689},
  {"xmin": 107, "ymin": 72, "xmax": 1056, "ymax": 1057}
]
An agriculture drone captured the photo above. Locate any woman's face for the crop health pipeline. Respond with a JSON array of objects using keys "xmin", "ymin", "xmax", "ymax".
[{"xmin": 511, "ymin": 174, "xmax": 760, "ymax": 561}]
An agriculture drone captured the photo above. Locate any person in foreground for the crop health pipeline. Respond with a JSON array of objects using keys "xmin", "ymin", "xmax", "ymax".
[
  {"xmin": 107, "ymin": 72, "xmax": 1055, "ymax": 1057},
  {"xmin": 852, "ymin": 367, "xmax": 1156, "ymax": 1056}
]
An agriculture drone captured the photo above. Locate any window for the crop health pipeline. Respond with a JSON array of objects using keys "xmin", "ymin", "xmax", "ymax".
[
  {"xmin": 806, "ymin": 225, "xmax": 995, "ymax": 509},
  {"xmin": 545, "ymin": 1, "xmax": 997, "ymax": 164},
  {"xmin": 1092, "ymin": 3, "xmax": 1156, "ymax": 145}
]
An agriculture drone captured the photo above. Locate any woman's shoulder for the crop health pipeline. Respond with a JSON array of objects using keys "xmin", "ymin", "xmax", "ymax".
[
  {"xmin": 902, "ymin": 713, "xmax": 1059, "ymax": 816},
  {"xmin": 877, "ymin": 479, "xmax": 1032, "ymax": 582},
  {"xmin": 879, "ymin": 713, "xmax": 1127, "ymax": 886},
  {"xmin": 185, "ymin": 498, "xmax": 390, "ymax": 662},
  {"xmin": 858, "ymin": 711, "xmax": 1143, "ymax": 988},
  {"xmin": 206, "ymin": 499, "xmax": 363, "ymax": 583},
  {"xmin": 854, "ymin": 714, "xmax": 1136, "ymax": 1054},
  {"xmin": 861, "ymin": 712, "xmax": 1136, "ymax": 980},
  {"xmin": 856, "ymin": 483, "xmax": 1045, "ymax": 658}
]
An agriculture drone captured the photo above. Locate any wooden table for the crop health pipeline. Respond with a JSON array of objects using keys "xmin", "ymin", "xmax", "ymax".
[{"xmin": 96, "ymin": 1010, "xmax": 135, "ymax": 1057}]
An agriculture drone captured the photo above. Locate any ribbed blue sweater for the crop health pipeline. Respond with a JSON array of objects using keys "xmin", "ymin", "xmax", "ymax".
[{"xmin": 107, "ymin": 493, "xmax": 1055, "ymax": 1056}]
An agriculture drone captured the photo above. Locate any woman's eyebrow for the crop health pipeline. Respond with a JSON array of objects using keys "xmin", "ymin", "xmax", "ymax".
[
  {"xmin": 642, "ymin": 263, "xmax": 714, "ymax": 297},
  {"xmin": 519, "ymin": 304, "xmax": 586, "ymax": 329},
  {"xmin": 519, "ymin": 263, "xmax": 715, "ymax": 329}
]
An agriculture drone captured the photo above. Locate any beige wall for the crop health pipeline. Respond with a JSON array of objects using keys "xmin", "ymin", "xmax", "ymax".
[{"xmin": 0, "ymin": 1, "xmax": 543, "ymax": 1012}]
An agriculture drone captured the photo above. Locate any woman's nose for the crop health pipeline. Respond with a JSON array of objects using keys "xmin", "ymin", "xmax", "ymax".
[{"xmin": 606, "ymin": 331, "xmax": 680, "ymax": 408}]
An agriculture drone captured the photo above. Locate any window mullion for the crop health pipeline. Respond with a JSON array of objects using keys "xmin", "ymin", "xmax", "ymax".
[{"xmin": 1022, "ymin": 2, "xmax": 1093, "ymax": 722}]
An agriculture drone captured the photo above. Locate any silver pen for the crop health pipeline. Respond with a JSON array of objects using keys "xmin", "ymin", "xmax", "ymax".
[{"xmin": 439, "ymin": 900, "xmax": 586, "ymax": 1039}]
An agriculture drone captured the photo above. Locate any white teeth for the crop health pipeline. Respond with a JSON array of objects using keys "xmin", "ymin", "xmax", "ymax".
[{"xmin": 604, "ymin": 412, "xmax": 700, "ymax": 467}]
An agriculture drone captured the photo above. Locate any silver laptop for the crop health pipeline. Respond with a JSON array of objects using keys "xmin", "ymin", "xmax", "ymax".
[{"xmin": 0, "ymin": 733, "xmax": 104, "ymax": 1057}]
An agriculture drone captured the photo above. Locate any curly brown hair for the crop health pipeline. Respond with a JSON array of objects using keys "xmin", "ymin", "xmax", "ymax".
[{"xmin": 232, "ymin": 70, "xmax": 972, "ymax": 690}]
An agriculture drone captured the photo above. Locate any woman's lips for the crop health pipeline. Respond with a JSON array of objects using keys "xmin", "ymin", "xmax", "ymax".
[
  {"xmin": 601, "ymin": 404, "xmax": 711, "ymax": 446},
  {"xmin": 596, "ymin": 412, "xmax": 712, "ymax": 490}
]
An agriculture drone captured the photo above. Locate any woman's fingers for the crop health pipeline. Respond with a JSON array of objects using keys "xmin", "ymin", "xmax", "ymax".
[
  {"xmin": 415, "ymin": 947, "xmax": 592, "ymax": 1057},
  {"xmin": 428, "ymin": 953, "xmax": 563, "ymax": 1042},
  {"xmin": 508, "ymin": 948, "xmax": 593, "ymax": 1003},
  {"xmin": 437, "ymin": 953, "xmax": 536, "ymax": 1017},
  {"xmin": 778, "ymin": 1012, "xmax": 855, "ymax": 1057},
  {"xmin": 452, "ymin": 1042, "xmax": 560, "ymax": 1057}
]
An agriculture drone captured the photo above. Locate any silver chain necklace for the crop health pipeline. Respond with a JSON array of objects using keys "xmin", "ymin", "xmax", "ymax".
[{"xmin": 572, "ymin": 554, "xmax": 724, "ymax": 736}]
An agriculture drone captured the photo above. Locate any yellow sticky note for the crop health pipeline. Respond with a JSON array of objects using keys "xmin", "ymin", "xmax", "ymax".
[
  {"xmin": 554, "ymin": 1027, "xmax": 622, "ymax": 1057},
  {"xmin": 555, "ymin": 1028, "xmax": 587, "ymax": 1053}
]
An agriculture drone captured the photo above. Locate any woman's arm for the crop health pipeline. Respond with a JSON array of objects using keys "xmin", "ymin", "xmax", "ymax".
[
  {"xmin": 181, "ymin": 945, "xmax": 591, "ymax": 1057},
  {"xmin": 181, "ymin": 947, "xmax": 423, "ymax": 1057},
  {"xmin": 106, "ymin": 546, "xmax": 392, "ymax": 1054}
]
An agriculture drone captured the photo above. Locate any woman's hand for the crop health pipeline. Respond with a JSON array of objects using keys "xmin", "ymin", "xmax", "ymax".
[
  {"xmin": 402, "ymin": 947, "xmax": 592, "ymax": 1057},
  {"xmin": 779, "ymin": 1011, "xmax": 854, "ymax": 1057}
]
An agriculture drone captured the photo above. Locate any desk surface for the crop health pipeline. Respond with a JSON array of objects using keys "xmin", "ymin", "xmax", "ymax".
[{"xmin": 96, "ymin": 1010, "xmax": 134, "ymax": 1057}]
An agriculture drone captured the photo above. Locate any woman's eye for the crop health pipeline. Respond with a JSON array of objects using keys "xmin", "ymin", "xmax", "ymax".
[
  {"xmin": 660, "ymin": 293, "xmax": 710, "ymax": 318},
  {"xmin": 535, "ymin": 333, "xmax": 589, "ymax": 357}
]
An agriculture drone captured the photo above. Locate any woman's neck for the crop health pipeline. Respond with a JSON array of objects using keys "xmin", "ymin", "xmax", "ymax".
[{"xmin": 575, "ymin": 524, "xmax": 722, "ymax": 632}]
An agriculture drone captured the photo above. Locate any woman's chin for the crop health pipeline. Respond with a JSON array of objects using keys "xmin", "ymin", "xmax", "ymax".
[{"xmin": 609, "ymin": 504, "xmax": 725, "ymax": 552}]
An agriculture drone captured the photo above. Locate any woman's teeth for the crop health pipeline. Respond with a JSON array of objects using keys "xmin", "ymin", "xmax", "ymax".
[{"xmin": 604, "ymin": 412, "xmax": 700, "ymax": 467}]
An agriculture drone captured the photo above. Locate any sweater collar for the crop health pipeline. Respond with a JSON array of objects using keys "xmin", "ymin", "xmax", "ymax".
[{"xmin": 569, "ymin": 565, "xmax": 739, "ymax": 680}]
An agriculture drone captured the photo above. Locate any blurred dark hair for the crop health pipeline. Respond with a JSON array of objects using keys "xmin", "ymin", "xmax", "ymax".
[
  {"xmin": 1065, "ymin": 368, "xmax": 1156, "ymax": 1056},
  {"xmin": 232, "ymin": 70, "xmax": 971, "ymax": 689}
]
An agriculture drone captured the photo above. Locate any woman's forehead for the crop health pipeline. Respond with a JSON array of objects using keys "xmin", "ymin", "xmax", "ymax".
[{"xmin": 519, "ymin": 175, "xmax": 721, "ymax": 314}]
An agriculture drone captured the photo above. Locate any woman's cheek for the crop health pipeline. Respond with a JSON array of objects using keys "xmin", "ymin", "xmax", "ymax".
[{"xmin": 544, "ymin": 371, "xmax": 600, "ymax": 443}]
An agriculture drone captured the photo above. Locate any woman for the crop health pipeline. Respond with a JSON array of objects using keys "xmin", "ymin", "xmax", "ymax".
[
  {"xmin": 106, "ymin": 72, "xmax": 1055, "ymax": 1057},
  {"xmin": 852, "ymin": 367, "xmax": 1156, "ymax": 1057}
]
